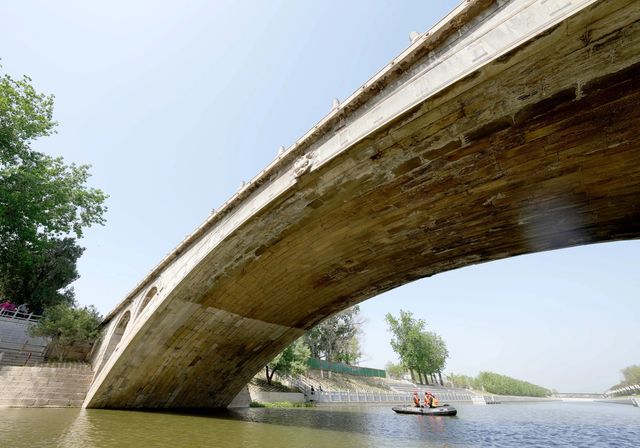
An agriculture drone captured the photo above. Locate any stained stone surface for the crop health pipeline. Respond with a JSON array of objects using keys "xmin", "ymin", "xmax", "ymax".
[{"xmin": 85, "ymin": 0, "xmax": 640, "ymax": 409}]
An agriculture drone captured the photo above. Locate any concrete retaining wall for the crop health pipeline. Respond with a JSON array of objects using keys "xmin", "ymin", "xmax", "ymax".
[
  {"xmin": 228, "ymin": 386, "xmax": 251, "ymax": 408},
  {"xmin": 250, "ymin": 391, "xmax": 305, "ymax": 404},
  {"xmin": 0, "ymin": 364, "xmax": 93, "ymax": 407}
]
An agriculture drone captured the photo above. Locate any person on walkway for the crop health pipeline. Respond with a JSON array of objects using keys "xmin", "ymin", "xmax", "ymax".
[
  {"xmin": 16, "ymin": 303, "xmax": 29, "ymax": 314},
  {"xmin": 0, "ymin": 300, "xmax": 15, "ymax": 315}
]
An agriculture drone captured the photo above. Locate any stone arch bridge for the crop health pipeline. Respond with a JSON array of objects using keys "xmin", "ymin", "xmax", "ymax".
[{"xmin": 85, "ymin": 0, "xmax": 640, "ymax": 408}]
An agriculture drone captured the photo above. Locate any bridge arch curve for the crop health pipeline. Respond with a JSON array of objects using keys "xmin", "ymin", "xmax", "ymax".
[
  {"xmin": 136, "ymin": 286, "xmax": 158, "ymax": 318},
  {"xmin": 85, "ymin": 0, "xmax": 640, "ymax": 409},
  {"xmin": 94, "ymin": 310, "xmax": 131, "ymax": 376}
]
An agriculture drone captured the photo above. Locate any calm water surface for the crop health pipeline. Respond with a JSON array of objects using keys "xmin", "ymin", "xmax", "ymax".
[{"xmin": 0, "ymin": 402, "xmax": 638, "ymax": 447}]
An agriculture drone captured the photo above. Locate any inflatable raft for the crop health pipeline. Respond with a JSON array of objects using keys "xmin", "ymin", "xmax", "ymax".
[{"xmin": 392, "ymin": 405, "xmax": 457, "ymax": 416}]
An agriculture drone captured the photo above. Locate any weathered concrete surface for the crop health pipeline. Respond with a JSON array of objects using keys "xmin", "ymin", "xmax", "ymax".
[
  {"xmin": 227, "ymin": 385, "xmax": 251, "ymax": 408},
  {"xmin": 86, "ymin": 0, "xmax": 640, "ymax": 409},
  {"xmin": 0, "ymin": 364, "xmax": 93, "ymax": 407}
]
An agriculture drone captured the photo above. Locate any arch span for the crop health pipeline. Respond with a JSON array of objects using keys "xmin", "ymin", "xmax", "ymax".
[
  {"xmin": 136, "ymin": 287, "xmax": 157, "ymax": 318},
  {"xmin": 94, "ymin": 311, "xmax": 131, "ymax": 377},
  {"xmin": 85, "ymin": 0, "xmax": 640, "ymax": 409}
]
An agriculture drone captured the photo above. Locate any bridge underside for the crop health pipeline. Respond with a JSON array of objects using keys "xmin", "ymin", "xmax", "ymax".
[{"xmin": 88, "ymin": 0, "xmax": 640, "ymax": 408}]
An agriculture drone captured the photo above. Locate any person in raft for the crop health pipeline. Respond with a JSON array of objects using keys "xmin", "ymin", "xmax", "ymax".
[
  {"xmin": 412, "ymin": 391, "xmax": 421, "ymax": 407},
  {"xmin": 424, "ymin": 391, "xmax": 439, "ymax": 408}
]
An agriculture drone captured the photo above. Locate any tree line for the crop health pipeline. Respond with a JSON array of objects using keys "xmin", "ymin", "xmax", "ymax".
[
  {"xmin": 448, "ymin": 371, "xmax": 551, "ymax": 397},
  {"xmin": 264, "ymin": 306, "xmax": 363, "ymax": 383},
  {"xmin": 265, "ymin": 307, "xmax": 450, "ymax": 386}
]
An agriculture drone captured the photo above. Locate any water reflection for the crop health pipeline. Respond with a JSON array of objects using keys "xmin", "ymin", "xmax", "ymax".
[{"xmin": 0, "ymin": 402, "xmax": 638, "ymax": 447}]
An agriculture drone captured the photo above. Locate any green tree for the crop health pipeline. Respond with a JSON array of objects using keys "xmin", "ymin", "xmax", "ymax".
[
  {"xmin": 385, "ymin": 362, "xmax": 406, "ymax": 380},
  {"xmin": 385, "ymin": 310, "xmax": 449, "ymax": 384},
  {"xmin": 476, "ymin": 371, "xmax": 550, "ymax": 397},
  {"xmin": 386, "ymin": 310, "xmax": 425, "ymax": 383},
  {"xmin": 338, "ymin": 335, "xmax": 362, "ymax": 366},
  {"xmin": 304, "ymin": 305, "xmax": 362, "ymax": 364},
  {"xmin": 447, "ymin": 373, "xmax": 478, "ymax": 389},
  {"xmin": 0, "ymin": 69, "xmax": 107, "ymax": 310},
  {"xmin": 0, "ymin": 237, "xmax": 83, "ymax": 313},
  {"xmin": 265, "ymin": 338, "xmax": 310, "ymax": 385},
  {"xmin": 621, "ymin": 365, "xmax": 640, "ymax": 385},
  {"xmin": 422, "ymin": 331, "xmax": 448, "ymax": 385},
  {"xmin": 0, "ymin": 72, "xmax": 56, "ymax": 162},
  {"xmin": 29, "ymin": 303, "xmax": 102, "ymax": 361}
]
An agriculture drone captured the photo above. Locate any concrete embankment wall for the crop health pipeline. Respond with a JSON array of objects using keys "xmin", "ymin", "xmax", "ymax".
[
  {"xmin": 486, "ymin": 395, "xmax": 560, "ymax": 404},
  {"xmin": 228, "ymin": 386, "xmax": 251, "ymax": 408},
  {"xmin": 250, "ymin": 391, "xmax": 305, "ymax": 404},
  {"xmin": 0, "ymin": 364, "xmax": 93, "ymax": 408}
]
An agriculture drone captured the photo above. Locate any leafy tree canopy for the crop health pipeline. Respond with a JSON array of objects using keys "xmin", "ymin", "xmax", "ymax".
[
  {"xmin": 29, "ymin": 303, "xmax": 102, "ymax": 361},
  {"xmin": 0, "ymin": 68, "xmax": 107, "ymax": 311},
  {"xmin": 0, "ymin": 237, "xmax": 82, "ymax": 313},
  {"xmin": 265, "ymin": 338, "xmax": 310, "ymax": 385},
  {"xmin": 385, "ymin": 362, "xmax": 407, "ymax": 380},
  {"xmin": 385, "ymin": 310, "xmax": 449, "ymax": 384},
  {"xmin": 305, "ymin": 305, "xmax": 363, "ymax": 365},
  {"xmin": 422, "ymin": 331, "xmax": 449, "ymax": 375},
  {"xmin": 621, "ymin": 364, "xmax": 640, "ymax": 386},
  {"xmin": 0, "ymin": 73, "xmax": 56, "ymax": 162},
  {"xmin": 609, "ymin": 364, "xmax": 640, "ymax": 393}
]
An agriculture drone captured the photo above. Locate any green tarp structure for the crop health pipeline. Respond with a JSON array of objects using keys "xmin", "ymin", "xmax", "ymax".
[{"xmin": 307, "ymin": 357, "xmax": 386, "ymax": 378}]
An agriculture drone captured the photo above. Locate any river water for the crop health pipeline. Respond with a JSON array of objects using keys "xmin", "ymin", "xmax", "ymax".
[{"xmin": 0, "ymin": 402, "xmax": 638, "ymax": 447}]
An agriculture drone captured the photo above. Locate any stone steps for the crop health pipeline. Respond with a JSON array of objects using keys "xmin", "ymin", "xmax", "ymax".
[{"xmin": 0, "ymin": 350, "xmax": 46, "ymax": 366}]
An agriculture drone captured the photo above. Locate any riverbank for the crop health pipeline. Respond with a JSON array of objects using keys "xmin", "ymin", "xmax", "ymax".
[
  {"xmin": 599, "ymin": 397, "xmax": 640, "ymax": 407},
  {"xmin": 255, "ymin": 370, "xmax": 567, "ymax": 407}
]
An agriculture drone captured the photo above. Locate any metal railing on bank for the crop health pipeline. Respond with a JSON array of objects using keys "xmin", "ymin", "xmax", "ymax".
[
  {"xmin": 313, "ymin": 390, "xmax": 409, "ymax": 404},
  {"xmin": 279, "ymin": 372, "xmax": 477, "ymax": 404},
  {"xmin": 0, "ymin": 309, "xmax": 42, "ymax": 323},
  {"xmin": 312, "ymin": 389, "xmax": 474, "ymax": 404},
  {"xmin": 0, "ymin": 309, "xmax": 45, "ymax": 366}
]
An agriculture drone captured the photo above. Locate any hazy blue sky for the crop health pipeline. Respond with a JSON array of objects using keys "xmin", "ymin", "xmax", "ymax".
[{"xmin": 1, "ymin": 0, "xmax": 637, "ymax": 393}]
